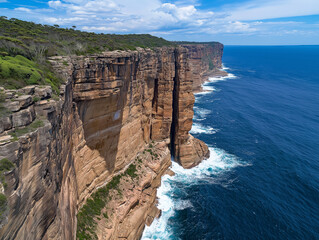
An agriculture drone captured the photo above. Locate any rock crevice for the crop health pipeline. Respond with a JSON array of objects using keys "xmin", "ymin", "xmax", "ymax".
[{"xmin": 0, "ymin": 43, "xmax": 223, "ymax": 239}]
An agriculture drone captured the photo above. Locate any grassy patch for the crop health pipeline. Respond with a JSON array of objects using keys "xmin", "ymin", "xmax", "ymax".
[
  {"xmin": 0, "ymin": 193, "xmax": 7, "ymax": 218},
  {"xmin": 76, "ymin": 163, "xmax": 138, "ymax": 240},
  {"xmin": 0, "ymin": 17, "xmax": 173, "ymax": 59},
  {"xmin": 0, "ymin": 55, "xmax": 42, "ymax": 88},
  {"xmin": 9, "ymin": 118, "xmax": 44, "ymax": 140},
  {"xmin": 124, "ymin": 164, "xmax": 137, "ymax": 178},
  {"xmin": 33, "ymin": 96, "xmax": 40, "ymax": 102},
  {"xmin": 0, "ymin": 17, "xmax": 176, "ymax": 91},
  {"xmin": 0, "ymin": 158, "xmax": 14, "ymax": 172},
  {"xmin": 0, "ymin": 103, "xmax": 11, "ymax": 117},
  {"xmin": 0, "ymin": 89, "xmax": 11, "ymax": 116},
  {"xmin": 0, "ymin": 55, "xmax": 63, "ymax": 92}
]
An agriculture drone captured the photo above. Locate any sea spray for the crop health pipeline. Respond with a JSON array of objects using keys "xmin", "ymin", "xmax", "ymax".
[
  {"xmin": 142, "ymin": 67, "xmax": 242, "ymax": 239},
  {"xmin": 141, "ymin": 147, "xmax": 247, "ymax": 240},
  {"xmin": 190, "ymin": 123, "xmax": 217, "ymax": 134}
]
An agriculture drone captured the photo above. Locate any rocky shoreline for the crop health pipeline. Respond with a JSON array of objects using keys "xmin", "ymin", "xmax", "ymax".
[{"xmin": 0, "ymin": 43, "xmax": 223, "ymax": 239}]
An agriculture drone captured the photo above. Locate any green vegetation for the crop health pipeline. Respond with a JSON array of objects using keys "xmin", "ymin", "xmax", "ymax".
[
  {"xmin": 0, "ymin": 193, "xmax": 7, "ymax": 218},
  {"xmin": 76, "ymin": 163, "xmax": 138, "ymax": 240},
  {"xmin": 125, "ymin": 164, "xmax": 137, "ymax": 178},
  {"xmin": 175, "ymin": 41, "xmax": 220, "ymax": 70},
  {"xmin": 0, "ymin": 88, "xmax": 5, "ymax": 102},
  {"xmin": 0, "ymin": 55, "xmax": 41, "ymax": 88},
  {"xmin": 0, "ymin": 54, "xmax": 64, "ymax": 91},
  {"xmin": 174, "ymin": 41, "xmax": 220, "ymax": 47},
  {"xmin": 32, "ymin": 96, "xmax": 40, "ymax": 102},
  {"xmin": 0, "ymin": 16, "xmax": 173, "ymax": 90},
  {"xmin": 0, "ymin": 158, "xmax": 15, "ymax": 219},
  {"xmin": 0, "ymin": 158, "xmax": 14, "ymax": 172},
  {"xmin": 0, "ymin": 17, "xmax": 172, "ymax": 55},
  {"xmin": 9, "ymin": 118, "xmax": 45, "ymax": 141},
  {"xmin": 0, "ymin": 17, "xmax": 172, "ymax": 58},
  {"xmin": 208, "ymin": 58, "xmax": 215, "ymax": 70},
  {"xmin": 0, "ymin": 88, "xmax": 10, "ymax": 116}
]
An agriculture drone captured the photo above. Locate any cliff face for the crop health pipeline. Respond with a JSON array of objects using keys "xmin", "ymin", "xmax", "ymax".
[
  {"xmin": 182, "ymin": 43, "xmax": 224, "ymax": 92},
  {"xmin": 0, "ymin": 43, "xmax": 223, "ymax": 239}
]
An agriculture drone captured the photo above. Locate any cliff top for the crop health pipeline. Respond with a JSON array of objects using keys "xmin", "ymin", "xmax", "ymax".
[{"xmin": 0, "ymin": 16, "xmax": 221, "ymax": 92}]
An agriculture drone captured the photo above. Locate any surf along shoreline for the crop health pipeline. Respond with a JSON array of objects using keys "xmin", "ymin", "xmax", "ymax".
[{"xmin": 141, "ymin": 65, "xmax": 246, "ymax": 239}]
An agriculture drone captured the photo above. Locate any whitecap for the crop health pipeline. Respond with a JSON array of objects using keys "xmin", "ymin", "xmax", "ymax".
[
  {"xmin": 208, "ymin": 72, "xmax": 237, "ymax": 83},
  {"xmin": 141, "ymin": 147, "xmax": 248, "ymax": 240},
  {"xmin": 222, "ymin": 64, "xmax": 230, "ymax": 70},
  {"xmin": 194, "ymin": 91, "xmax": 211, "ymax": 96},
  {"xmin": 194, "ymin": 107, "xmax": 211, "ymax": 119},
  {"xmin": 202, "ymin": 84, "xmax": 216, "ymax": 92},
  {"xmin": 190, "ymin": 123, "xmax": 217, "ymax": 135}
]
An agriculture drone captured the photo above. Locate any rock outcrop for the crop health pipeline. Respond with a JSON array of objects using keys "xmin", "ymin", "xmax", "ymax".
[
  {"xmin": 0, "ymin": 43, "xmax": 223, "ymax": 239},
  {"xmin": 182, "ymin": 43, "xmax": 224, "ymax": 92}
]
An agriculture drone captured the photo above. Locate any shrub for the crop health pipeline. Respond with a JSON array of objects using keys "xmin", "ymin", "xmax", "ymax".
[
  {"xmin": 76, "ymin": 162, "xmax": 139, "ymax": 239},
  {"xmin": 0, "ymin": 55, "xmax": 42, "ymax": 88},
  {"xmin": 0, "ymin": 158, "xmax": 14, "ymax": 172},
  {"xmin": 9, "ymin": 118, "xmax": 44, "ymax": 139},
  {"xmin": 33, "ymin": 96, "xmax": 40, "ymax": 102}
]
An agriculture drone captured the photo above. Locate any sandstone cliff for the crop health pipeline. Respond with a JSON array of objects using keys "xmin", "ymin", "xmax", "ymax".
[{"xmin": 0, "ymin": 43, "xmax": 223, "ymax": 239}]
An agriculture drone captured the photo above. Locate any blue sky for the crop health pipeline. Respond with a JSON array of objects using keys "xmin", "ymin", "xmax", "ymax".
[{"xmin": 1, "ymin": 0, "xmax": 319, "ymax": 45}]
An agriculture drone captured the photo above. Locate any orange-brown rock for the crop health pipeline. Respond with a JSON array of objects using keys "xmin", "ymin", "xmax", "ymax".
[
  {"xmin": 0, "ymin": 43, "xmax": 223, "ymax": 239},
  {"xmin": 181, "ymin": 43, "xmax": 224, "ymax": 92}
]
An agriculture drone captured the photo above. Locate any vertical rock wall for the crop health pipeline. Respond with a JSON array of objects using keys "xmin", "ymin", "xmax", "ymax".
[{"xmin": 0, "ymin": 43, "xmax": 223, "ymax": 239}]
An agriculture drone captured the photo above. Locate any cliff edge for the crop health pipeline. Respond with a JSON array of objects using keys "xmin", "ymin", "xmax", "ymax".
[{"xmin": 0, "ymin": 43, "xmax": 223, "ymax": 239}]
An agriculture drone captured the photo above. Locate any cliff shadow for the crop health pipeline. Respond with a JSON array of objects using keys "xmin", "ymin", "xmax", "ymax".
[{"xmin": 74, "ymin": 57, "xmax": 133, "ymax": 176}]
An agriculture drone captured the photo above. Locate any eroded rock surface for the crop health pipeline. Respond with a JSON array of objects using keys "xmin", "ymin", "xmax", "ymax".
[{"xmin": 0, "ymin": 43, "xmax": 223, "ymax": 239}]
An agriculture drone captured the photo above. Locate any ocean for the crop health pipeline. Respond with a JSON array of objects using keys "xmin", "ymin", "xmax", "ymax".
[{"xmin": 142, "ymin": 46, "xmax": 319, "ymax": 240}]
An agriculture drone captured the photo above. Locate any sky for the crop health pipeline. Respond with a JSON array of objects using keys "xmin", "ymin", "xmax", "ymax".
[{"xmin": 0, "ymin": 0, "xmax": 319, "ymax": 45}]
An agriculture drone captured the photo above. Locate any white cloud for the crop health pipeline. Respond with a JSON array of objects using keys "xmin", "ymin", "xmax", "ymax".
[
  {"xmin": 14, "ymin": 7, "xmax": 32, "ymax": 12},
  {"xmin": 45, "ymin": 16, "xmax": 86, "ymax": 24},
  {"xmin": 2, "ymin": 0, "xmax": 318, "ymax": 43},
  {"xmin": 160, "ymin": 3, "xmax": 196, "ymax": 21},
  {"xmin": 48, "ymin": 0, "xmax": 119, "ymax": 14},
  {"xmin": 225, "ymin": 0, "xmax": 319, "ymax": 21},
  {"xmin": 0, "ymin": 0, "xmax": 7, "ymax": 3},
  {"xmin": 41, "ymin": 0, "xmax": 319, "ymax": 35},
  {"xmin": 48, "ymin": 1, "xmax": 63, "ymax": 9}
]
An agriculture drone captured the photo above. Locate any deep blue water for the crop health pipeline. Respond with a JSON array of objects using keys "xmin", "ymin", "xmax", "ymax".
[{"xmin": 142, "ymin": 46, "xmax": 319, "ymax": 240}]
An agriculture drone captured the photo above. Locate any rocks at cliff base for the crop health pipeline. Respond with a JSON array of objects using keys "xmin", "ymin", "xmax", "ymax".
[
  {"xmin": 0, "ymin": 43, "xmax": 223, "ymax": 240},
  {"xmin": 178, "ymin": 134, "xmax": 210, "ymax": 169}
]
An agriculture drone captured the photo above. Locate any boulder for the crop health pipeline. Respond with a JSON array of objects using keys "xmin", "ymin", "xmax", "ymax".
[
  {"xmin": 18, "ymin": 86, "xmax": 36, "ymax": 95},
  {"xmin": 0, "ymin": 116, "xmax": 12, "ymax": 133},
  {"xmin": 4, "ymin": 95, "xmax": 33, "ymax": 112},
  {"xmin": 12, "ymin": 106, "xmax": 36, "ymax": 128},
  {"xmin": 34, "ymin": 86, "xmax": 52, "ymax": 99}
]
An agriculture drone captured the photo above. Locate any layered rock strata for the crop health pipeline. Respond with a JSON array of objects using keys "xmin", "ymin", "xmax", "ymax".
[
  {"xmin": 0, "ymin": 43, "xmax": 223, "ymax": 239},
  {"xmin": 181, "ymin": 43, "xmax": 224, "ymax": 92}
]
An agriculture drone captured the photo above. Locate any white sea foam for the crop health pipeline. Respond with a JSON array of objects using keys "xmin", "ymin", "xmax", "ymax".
[
  {"xmin": 222, "ymin": 64, "xmax": 230, "ymax": 70},
  {"xmin": 141, "ymin": 147, "xmax": 247, "ymax": 240},
  {"xmin": 202, "ymin": 82, "xmax": 217, "ymax": 91},
  {"xmin": 193, "ymin": 107, "xmax": 211, "ymax": 120},
  {"xmin": 208, "ymin": 73, "xmax": 237, "ymax": 83},
  {"xmin": 194, "ymin": 91, "xmax": 211, "ymax": 96},
  {"xmin": 194, "ymin": 70, "xmax": 237, "ymax": 96},
  {"xmin": 190, "ymin": 123, "xmax": 217, "ymax": 134},
  {"xmin": 141, "ymin": 67, "xmax": 242, "ymax": 239}
]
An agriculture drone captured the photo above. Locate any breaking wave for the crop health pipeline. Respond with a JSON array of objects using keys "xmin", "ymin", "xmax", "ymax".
[
  {"xmin": 190, "ymin": 123, "xmax": 217, "ymax": 134},
  {"xmin": 141, "ymin": 147, "xmax": 247, "ymax": 240}
]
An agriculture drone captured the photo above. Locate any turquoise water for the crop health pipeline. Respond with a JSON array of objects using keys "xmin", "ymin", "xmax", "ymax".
[{"xmin": 142, "ymin": 46, "xmax": 319, "ymax": 240}]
